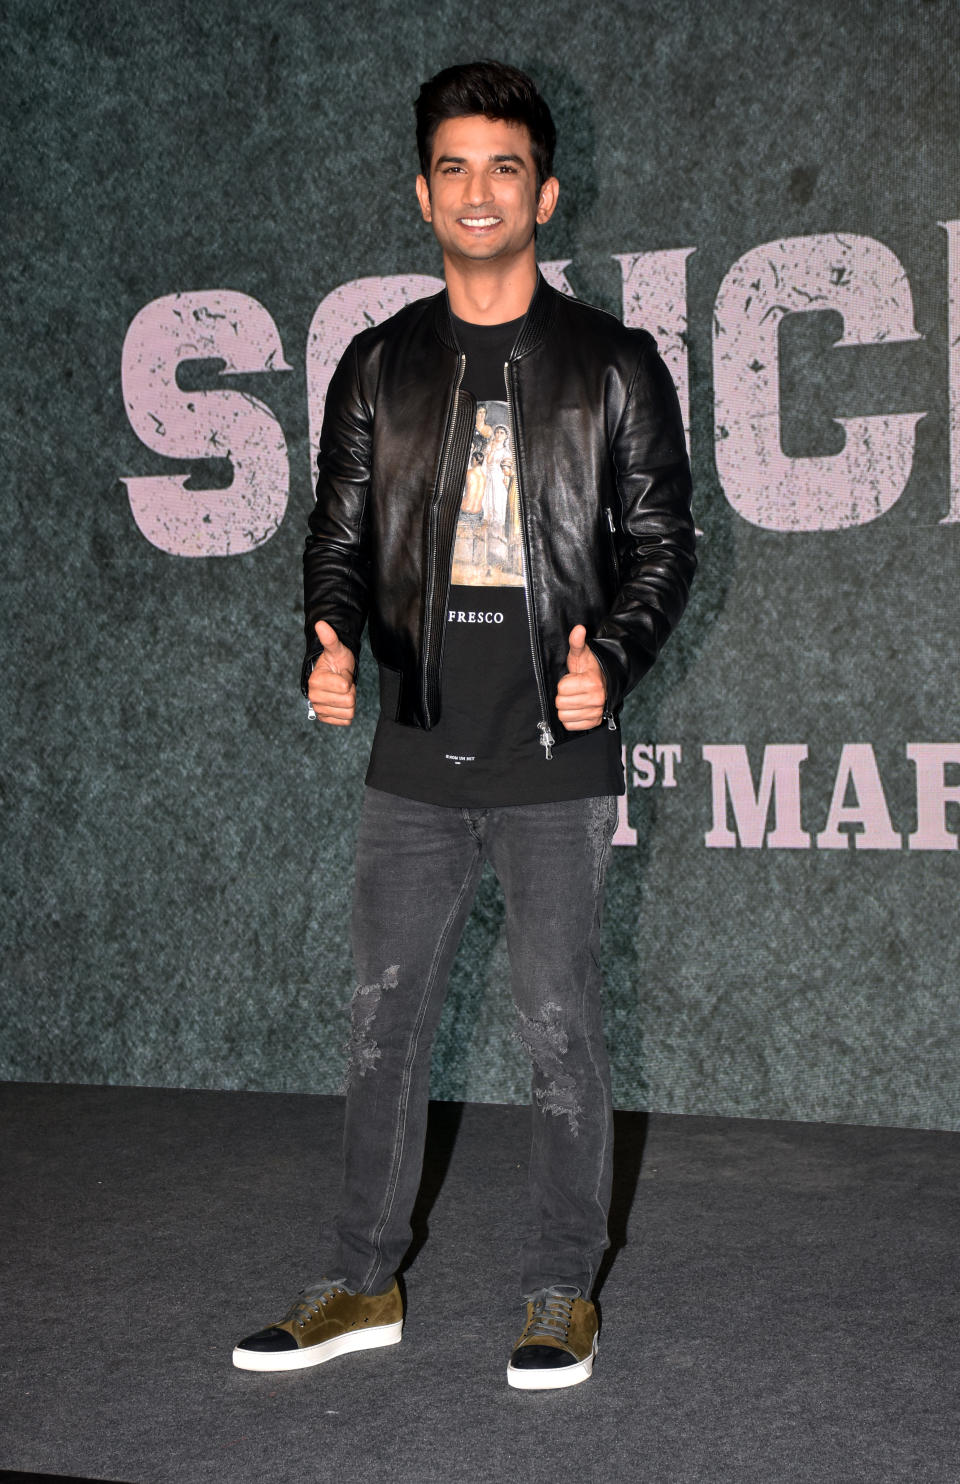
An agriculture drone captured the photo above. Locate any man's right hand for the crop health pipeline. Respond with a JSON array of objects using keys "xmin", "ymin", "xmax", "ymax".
[{"xmin": 308, "ymin": 620, "xmax": 357, "ymax": 725}]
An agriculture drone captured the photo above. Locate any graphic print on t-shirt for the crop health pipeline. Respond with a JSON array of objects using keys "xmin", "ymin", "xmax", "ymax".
[{"xmin": 451, "ymin": 399, "xmax": 524, "ymax": 587}]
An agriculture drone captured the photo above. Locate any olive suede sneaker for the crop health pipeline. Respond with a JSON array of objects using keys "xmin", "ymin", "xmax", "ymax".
[
  {"xmin": 232, "ymin": 1277, "xmax": 403, "ymax": 1371},
  {"xmin": 507, "ymin": 1285, "xmax": 598, "ymax": 1390}
]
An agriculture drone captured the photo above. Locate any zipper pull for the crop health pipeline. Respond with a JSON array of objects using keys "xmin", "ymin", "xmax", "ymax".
[
  {"xmin": 604, "ymin": 709, "xmax": 617, "ymax": 731},
  {"xmin": 538, "ymin": 721, "xmax": 555, "ymax": 760},
  {"xmin": 605, "ymin": 506, "xmax": 615, "ymax": 532}
]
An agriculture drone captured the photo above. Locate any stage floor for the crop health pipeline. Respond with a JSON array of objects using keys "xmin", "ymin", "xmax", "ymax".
[{"xmin": 2, "ymin": 1082, "xmax": 958, "ymax": 1483}]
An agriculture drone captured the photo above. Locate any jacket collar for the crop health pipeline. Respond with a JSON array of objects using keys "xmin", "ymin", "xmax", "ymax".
[{"xmin": 431, "ymin": 270, "xmax": 556, "ymax": 359}]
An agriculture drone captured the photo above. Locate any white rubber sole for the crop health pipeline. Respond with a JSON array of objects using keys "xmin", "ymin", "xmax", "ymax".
[
  {"xmin": 506, "ymin": 1336, "xmax": 598, "ymax": 1390},
  {"xmin": 232, "ymin": 1320, "xmax": 403, "ymax": 1372}
]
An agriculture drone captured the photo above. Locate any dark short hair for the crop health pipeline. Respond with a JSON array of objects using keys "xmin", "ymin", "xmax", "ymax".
[{"xmin": 415, "ymin": 60, "xmax": 556, "ymax": 190}]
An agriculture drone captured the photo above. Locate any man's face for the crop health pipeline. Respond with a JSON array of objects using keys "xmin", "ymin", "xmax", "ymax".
[{"xmin": 415, "ymin": 114, "xmax": 558, "ymax": 267}]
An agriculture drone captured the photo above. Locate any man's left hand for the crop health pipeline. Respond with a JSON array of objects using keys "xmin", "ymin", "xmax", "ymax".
[{"xmin": 555, "ymin": 624, "xmax": 607, "ymax": 730}]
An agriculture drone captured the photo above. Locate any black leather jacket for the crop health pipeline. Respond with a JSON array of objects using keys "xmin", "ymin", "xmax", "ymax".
[{"xmin": 303, "ymin": 274, "xmax": 696, "ymax": 751}]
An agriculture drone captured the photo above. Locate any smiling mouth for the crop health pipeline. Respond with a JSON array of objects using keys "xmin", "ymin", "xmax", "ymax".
[{"xmin": 458, "ymin": 216, "xmax": 502, "ymax": 228}]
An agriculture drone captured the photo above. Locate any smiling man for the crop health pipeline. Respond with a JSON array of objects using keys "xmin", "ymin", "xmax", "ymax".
[{"xmin": 233, "ymin": 60, "xmax": 696, "ymax": 1391}]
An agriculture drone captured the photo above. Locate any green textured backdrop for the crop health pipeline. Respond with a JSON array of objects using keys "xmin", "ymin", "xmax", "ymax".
[{"xmin": 3, "ymin": 0, "xmax": 959, "ymax": 1126}]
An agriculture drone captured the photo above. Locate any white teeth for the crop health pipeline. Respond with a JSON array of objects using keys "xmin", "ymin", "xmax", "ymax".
[{"xmin": 460, "ymin": 217, "xmax": 500, "ymax": 226}]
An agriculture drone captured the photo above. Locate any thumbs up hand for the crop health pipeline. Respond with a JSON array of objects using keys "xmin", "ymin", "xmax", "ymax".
[
  {"xmin": 555, "ymin": 624, "xmax": 607, "ymax": 731},
  {"xmin": 307, "ymin": 620, "xmax": 357, "ymax": 725}
]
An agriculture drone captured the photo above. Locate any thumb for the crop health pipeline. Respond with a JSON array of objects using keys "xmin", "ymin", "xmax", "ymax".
[
  {"xmin": 314, "ymin": 619, "xmax": 353, "ymax": 672},
  {"xmin": 566, "ymin": 623, "xmax": 588, "ymax": 671}
]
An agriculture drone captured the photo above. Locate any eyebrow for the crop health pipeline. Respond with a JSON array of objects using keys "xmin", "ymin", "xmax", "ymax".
[{"xmin": 433, "ymin": 153, "xmax": 528, "ymax": 168}]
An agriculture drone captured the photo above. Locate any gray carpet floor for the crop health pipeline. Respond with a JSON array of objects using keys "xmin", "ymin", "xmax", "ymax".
[{"xmin": 1, "ymin": 1082, "xmax": 958, "ymax": 1483}]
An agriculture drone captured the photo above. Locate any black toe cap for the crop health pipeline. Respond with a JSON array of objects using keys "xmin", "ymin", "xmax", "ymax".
[
  {"xmin": 235, "ymin": 1326, "xmax": 298, "ymax": 1353},
  {"xmin": 510, "ymin": 1344, "xmax": 576, "ymax": 1370}
]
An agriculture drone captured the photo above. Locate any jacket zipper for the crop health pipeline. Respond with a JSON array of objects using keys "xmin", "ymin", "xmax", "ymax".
[
  {"xmin": 505, "ymin": 359, "xmax": 555, "ymax": 760},
  {"xmin": 602, "ymin": 507, "xmax": 618, "ymax": 729},
  {"xmin": 422, "ymin": 352, "xmax": 467, "ymax": 718}
]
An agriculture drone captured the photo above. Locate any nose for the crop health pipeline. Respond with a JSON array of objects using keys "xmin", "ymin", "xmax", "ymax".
[{"xmin": 462, "ymin": 168, "xmax": 493, "ymax": 207}]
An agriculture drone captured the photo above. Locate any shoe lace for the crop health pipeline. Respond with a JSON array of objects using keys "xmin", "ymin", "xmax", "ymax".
[
  {"xmin": 521, "ymin": 1285, "xmax": 579, "ymax": 1343},
  {"xmin": 286, "ymin": 1277, "xmax": 351, "ymax": 1327}
]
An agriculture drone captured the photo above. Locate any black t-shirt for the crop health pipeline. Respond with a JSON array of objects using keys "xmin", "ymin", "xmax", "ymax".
[{"xmin": 365, "ymin": 312, "xmax": 623, "ymax": 806}]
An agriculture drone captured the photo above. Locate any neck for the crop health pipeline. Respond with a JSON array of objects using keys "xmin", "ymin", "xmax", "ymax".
[{"xmin": 443, "ymin": 251, "xmax": 539, "ymax": 324}]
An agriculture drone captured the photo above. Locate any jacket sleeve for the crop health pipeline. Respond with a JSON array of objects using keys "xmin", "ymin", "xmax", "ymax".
[
  {"xmin": 301, "ymin": 337, "xmax": 373, "ymax": 694},
  {"xmin": 590, "ymin": 338, "xmax": 697, "ymax": 713}
]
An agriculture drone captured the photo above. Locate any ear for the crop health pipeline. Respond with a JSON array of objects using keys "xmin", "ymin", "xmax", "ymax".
[
  {"xmin": 536, "ymin": 175, "xmax": 559, "ymax": 226},
  {"xmin": 415, "ymin": 173, "xmax": 432, "ymax": 223}
]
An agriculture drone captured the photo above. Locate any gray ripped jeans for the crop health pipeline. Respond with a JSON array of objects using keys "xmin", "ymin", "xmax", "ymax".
[{"xmin": 324, "ymin": 786, "xmax": 618, "ymax": 1298}]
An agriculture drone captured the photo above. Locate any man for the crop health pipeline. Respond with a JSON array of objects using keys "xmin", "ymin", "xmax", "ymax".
[{"xmin": 233, "ymin": 60, "xmax": 695, "ymax": 1390}]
